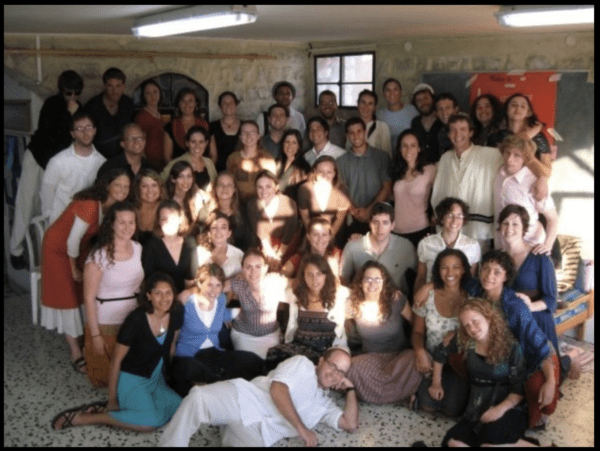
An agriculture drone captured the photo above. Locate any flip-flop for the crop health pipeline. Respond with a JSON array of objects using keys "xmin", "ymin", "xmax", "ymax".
[
  {"xmin": 51, "ymin": 403, "xmax": 89, "ymax": 430},
  {"xmin": 71, "ymin": 357, "xmax": 86, "ymax": 374}
]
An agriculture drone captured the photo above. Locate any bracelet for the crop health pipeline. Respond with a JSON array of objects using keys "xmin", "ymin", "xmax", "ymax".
[{"xmin": 344, "ymin": 387, "xmax": 356, "ymax": 395}]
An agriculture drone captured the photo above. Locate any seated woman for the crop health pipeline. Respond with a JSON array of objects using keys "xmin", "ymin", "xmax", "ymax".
[
  {"xmin": 345, "ymin": 261, "xmax": 422, "ymax": 404},
  {"xmin": 210, "ymin": 171, "xmax": 251, "ymax": 251},
  {"xmin": 229, "ymin": 248, "xmax": 287, "ymax": 359},
  {"xmin": 169, "ymin": 264, "xmax": 264, "ymax": 397},
  {"xmin": 132, "ymin": 168, "xmax": 165, "ymax": 245},
  {"xmin": 52, "ymin": 272, "xmax": 184, "ymax": 431},
  {"xmin": 276, "ymin": 129, "xmax": 311, "ymax": 200},
  {"xmin": 83, "ymin": 202, "xmax": 145, "ymax": 387},
  {"xmin": 411, "ymin": 248, "xmax": 472, "ymax": 417},
  {"xmin": 472, "ymin": 250, "xmax": 560, "ymax": 430},
  {"xmin": 161, "ymin": 126, "xmax": 217, "ymax": 192},
  {"xmin": 414, "ymin": 197, "xmax": 481, "ymax": 295},
  {"xmin": 297, "ymin": 155, "xmax": 351, "ymax": 248},
  {"xmin": 195, "ymin": 211, "xmax": 244, "ymax": 279},
  {"xmin": 439, "ymin": 298, "xmax": 531, "ymax": 447},
  {"xmin": 246, "ymin": 169, "xmax": 302, "ymax": 272},
  {"xmin": 266, "ymin": 253, "xmax": 348, "ymax": 370},
  {"xmin": 281, "ymin": 217, "xmax": 342, "ymax": 279},
  {"xmin": 142, "ymin": 199, "xmax": 198, "ymax": 302},
  {"xmin": 165, "ymin": 160, "xmax": 211, "ymax": 231}
]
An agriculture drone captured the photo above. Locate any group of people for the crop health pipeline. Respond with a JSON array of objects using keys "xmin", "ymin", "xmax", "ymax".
[{"xmin": 9, "ymin": 66, "xmax": 581, "ymax": 447}]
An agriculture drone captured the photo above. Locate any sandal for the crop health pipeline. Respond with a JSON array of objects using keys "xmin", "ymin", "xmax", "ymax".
[
  {"xmin": 85, "ymin": 401, "xmax": 108, "ymax": 414},
  {"xmin": 51, "ymin": 403, "xmax": 88, "ymax": 430},
  {"xmin": 71, "ymin": 357, "xmax": 86, "ymax": 374}
]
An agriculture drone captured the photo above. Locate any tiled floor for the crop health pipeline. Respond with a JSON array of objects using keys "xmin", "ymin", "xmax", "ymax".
[{"xmin": 3, "ymin": 282, "xmax": 594, "ymax": 447}]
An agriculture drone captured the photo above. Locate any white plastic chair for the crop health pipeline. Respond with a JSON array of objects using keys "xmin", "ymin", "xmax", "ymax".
[{"xmin": 24, "ymin": 215, "xmax": 46, "ymax": 325}]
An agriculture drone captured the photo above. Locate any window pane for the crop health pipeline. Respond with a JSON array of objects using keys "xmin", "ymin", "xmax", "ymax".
[
  {"xmin": 341, "ymin": 83, "xmax": 373, "ymax": 107},
  {"xmin": 343, "ymin": 54, "xmax": 373, "ymax": 83},
  {"xmin": 316, "ymin": 84, "xmax": 340, "ymax": 105},
  {"xmin": 316, "ymin": 56, "xmax": 340, "ymax": 83}
]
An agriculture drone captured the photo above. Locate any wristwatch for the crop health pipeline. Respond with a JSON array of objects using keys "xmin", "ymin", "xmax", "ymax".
[{"xmin": 344, "ymin": 387, "xmax": 356, "ymax": 395}]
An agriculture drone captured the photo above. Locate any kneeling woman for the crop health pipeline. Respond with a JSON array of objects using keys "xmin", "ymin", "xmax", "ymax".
[
  {"xmin": 53, "ymin": 272, "xmax": 183, "ymax": 431},
  {"xmin": 345, "ymin": 261, "xmax": 422, "ymax": 404},
  {"xmin": 170, "ymin": 264, "xmax": 264, "ymax": 397},
  {"xmin": 440, "ymin": 298, "xmax": 530, "ymax": 447}
]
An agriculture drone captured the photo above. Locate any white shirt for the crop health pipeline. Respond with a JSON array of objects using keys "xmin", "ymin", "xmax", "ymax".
[
  {"xmin": 431, "ymin": 144, "xmax": 503, "ymax": 241},
  {"xmin": 304, "ymin": 141, "xmax": 346, "ymax": 166},
  {"xmin": 230, "ymin": 355, "xmax": 343, "ymax": 447},
  {"xmin": 40, "ymin": 144, "xmax": 106, "ymax": 224},
  {"xmin": 417, "ymin": 232, "xmax": 481, "ymax": 282},
  {"xmin": 494, "ymin": 165, "xmax": 556, "ymax": 248}
]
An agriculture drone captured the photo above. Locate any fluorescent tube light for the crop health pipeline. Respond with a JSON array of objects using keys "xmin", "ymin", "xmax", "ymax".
[
  {"xmin": 496, "ymin": 5, "xmax": 594, "ymax": 27},
  {"xmin": 132, "ymin": 5, "xmax": 257, "ymax": 38}
]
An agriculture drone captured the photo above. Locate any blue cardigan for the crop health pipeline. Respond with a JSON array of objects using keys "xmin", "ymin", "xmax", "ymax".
[{"xmin": 175, "ymin": 294, "xmax": 232, "ymax": 358}]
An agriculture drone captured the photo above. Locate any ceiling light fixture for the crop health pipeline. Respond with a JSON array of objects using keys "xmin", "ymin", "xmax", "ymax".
[
  {"xmin": 496, "ymin": 5, "xmax": 594, "ymax": 28},
  {"xmin": 132, "ymin": 5, "xmax": 257, "ymax": 38}
]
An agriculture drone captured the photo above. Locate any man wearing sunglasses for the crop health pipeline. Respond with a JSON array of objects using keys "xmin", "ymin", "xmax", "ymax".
[{"xmin": 9, "ymin": 70, "xmax": 85, "ymax": 270}]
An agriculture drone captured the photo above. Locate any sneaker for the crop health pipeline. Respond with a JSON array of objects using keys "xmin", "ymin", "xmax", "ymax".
[{"xmin": 10, "ymin": 254, "xmax": 27, "ymax": 270}]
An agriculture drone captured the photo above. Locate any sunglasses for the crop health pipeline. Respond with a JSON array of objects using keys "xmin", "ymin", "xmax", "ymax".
[{"xmin": 64, "ymin": 90, "xmax": 82, "ymax": 97}]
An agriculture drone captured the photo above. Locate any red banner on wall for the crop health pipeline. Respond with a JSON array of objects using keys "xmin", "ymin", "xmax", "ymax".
[{"xmin": 469, "ymin": 71, "xmax": 557, "ymax": 145}]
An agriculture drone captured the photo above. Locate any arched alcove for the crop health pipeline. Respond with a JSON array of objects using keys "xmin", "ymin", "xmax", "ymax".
[{"xmin": 133, "ymin": 73, "xmax": 209, "ymax": 122}]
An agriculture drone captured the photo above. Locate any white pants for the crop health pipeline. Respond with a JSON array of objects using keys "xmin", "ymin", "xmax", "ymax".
[
  {"xmin": 9, "ymin": 149, "xmax": 43, "ymax": 257},
  {"xmin": 230, "ymin": 327, "xmax": 281, "ymax": 360},
  {"xmin": 158, "ymin": 381, "xmax": 264, "ymax": 447}
]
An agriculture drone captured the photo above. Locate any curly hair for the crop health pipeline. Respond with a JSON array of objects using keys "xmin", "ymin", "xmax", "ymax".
[
  {"xmin": 294, "ymin": 253, "xmax": 337, "ymax": 311},
  {"xmin": 349, "ymin": 260, "xmax": 397, "ymax": 322},
  {"xmin": 431, "ymin": 248, "xmax": 471, "ymax": 290},
  {"xmin": 392, "ymin": 129, "xmax": 428, "ymax": 182},
  {"xmin": 131, "ymin": 168, "xmax": 165, "ymax": 208},
  {"xmin": 434, "ymin": 197, "xmax": 470, "ymax": 226},
  {"xmin": 196, "ymin": 210, "xmax": 232, "ymax": 250},
  {"xmin": 480, "ymin": 250, "xmax": 516, "ymax": 287},
  {"xmin": 87, "ymin": 201, "xmax": 137, "ymax": 268},
  {"xmin": 457, "ymin": 297, "xmax": 515, "ymax": 366},
  {"xmin": 73, "ymin": 167, "xmax": 130, "ymax": 202},
  {"xmin": 470, "ymin": 94, "xmax": 503, "ymax": 144}
]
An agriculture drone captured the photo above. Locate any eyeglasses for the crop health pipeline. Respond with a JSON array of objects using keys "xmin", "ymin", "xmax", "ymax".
[
  {"xmin": 446, "ymin": 214, "xmax": 465, "ymax": 220},
  {"xmin": 363, "ymin": 277, "xmax": 383, "ymax": 284},
  {"xmin": 324, "ymin": 359, "xmax": 346, "ymax": 378},
  {"xmin": 64, "ymin": 90, "xmax": 82, "ymax": 97},
  {"xmin": 73, "ymin": 125, "xmax": 95, "ymax": 132},
  {"xmin": 126, "ymin": 136, "xmax": 145, "ymax": 143}
]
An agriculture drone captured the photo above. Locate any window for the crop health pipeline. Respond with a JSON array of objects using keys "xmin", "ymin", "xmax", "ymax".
[{"xmin": 314, "ymin": 52, "xmax": 375, "ymax": 108}]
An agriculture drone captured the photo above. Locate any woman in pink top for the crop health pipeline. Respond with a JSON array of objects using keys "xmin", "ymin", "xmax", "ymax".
[
  {"xmin": 83, "ymin": 201, "xmax": 145, "ymax": 387},
  {"xmin": 392, "ymin": 130, "xmax": 437, "ymax": 248}
]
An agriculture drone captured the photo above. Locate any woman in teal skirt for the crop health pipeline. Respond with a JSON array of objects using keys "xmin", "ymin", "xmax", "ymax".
[{"xmin": 52, "ymin": 272, "xmax": 183, "ymax": 431}]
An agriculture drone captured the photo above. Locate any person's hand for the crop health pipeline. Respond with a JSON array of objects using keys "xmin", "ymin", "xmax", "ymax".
[
  {"xmin": 415, "ymin": 349, "xmax": 433, "ymax": 375},
  {"xmin": 332, "ymin": 376, "xmax": 354, "ymax": 392},
  {"xmin": 348, "ymin": 233, "xmax": 362, "ymax": 242},
  {"xmin": 224, "ymin": 320, "xmax": 232, "ymax": 329},
  {"xmin": 533, "ymin": 176, "xmax": 549, "ymax": 201},
  {"xmin": 354, "ymin": 207, "xmax": 370, "ymax": 223},
  {"xmin": 538, "ymin": 379, "xmax": 556, "ymax": 409},
  {"xmin": 428, "ymin": 382, "xmax": 444, "ymax": 401},
  {"xmin": 298, "ymin": 425, "xmax": 318, "ymax": 447},
  {"xmin": 480, "ymin": 404, "xmax": 507, "ymax": 423},
  {"xmin": 528, "ymin": 121, "xmax": 544, "ymax": 138},
  {"xmin": 92, "ymin": 334, "xmax": 107, "ymax": 356},
  {"xmin": 514, "ymin": 292, "xmax": 533, "ymax": 311},
  {"xmin": 107, "ymin": 398, "xmax": 120, "ymax": 412},
  {"xmin": 442, "ymin": 330, "xmax": 456, "ymax": 346},
  {"xmin": 71, "ymin": 266, "xmax": 83, "ymax": 283},
  {"xmin": 531, "ymin": 242, "xmax": 552, "ymax": 255}
]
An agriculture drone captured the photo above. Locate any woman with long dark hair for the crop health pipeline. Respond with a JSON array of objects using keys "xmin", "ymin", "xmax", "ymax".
[
  {"xmin": 165, "ymin": 160, "xmax": 211, "ymax": 229},
  {"xmin": 470, "ymin": 94, "xmax": 502, "ymax": 147},
  {"xmin": 276, "ymin": 128, "xmax": 311, "ymax": 200},
  {"xmin": 135, "ymin": 79, "xmax": 166, "ymax": 171}
]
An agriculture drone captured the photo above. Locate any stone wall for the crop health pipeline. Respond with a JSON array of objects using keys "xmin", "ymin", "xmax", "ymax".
[{"xmin": 4, "ymin": 34, "xmax": 309, "ymax": 121}]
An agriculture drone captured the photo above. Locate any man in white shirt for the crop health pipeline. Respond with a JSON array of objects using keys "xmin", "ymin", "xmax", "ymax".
[
  {"xmin": 303, "ymin": 116, "xmax": 346, "ymax": 166},
  {"xmin": 377, "ymin": 78, "xmax": 419, "ymax": 151},
  {"xmin": 40, "ymin": 111, "xmax": 106, "ymax": 225},
  {"xmin": 256, "ymin": 81, "xmax": 306, "ymax": 136},
  {"xmin": 341, "ymin": 202, "xmax": 416, "ymax": 296},
  {"xmin": 159, "ymin": 348, "xmax": 358, "ymax": 447}
]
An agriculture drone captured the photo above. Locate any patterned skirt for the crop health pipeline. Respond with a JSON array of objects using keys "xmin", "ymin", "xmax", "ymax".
[{"xmin": 266, "ymin": 310, "xmax": 336, "ymax": 369}]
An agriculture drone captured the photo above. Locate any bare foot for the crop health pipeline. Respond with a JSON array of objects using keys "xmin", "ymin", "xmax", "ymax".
[{"xmin": 567, "ymin": 355, "xmax": 582, "ymax": 380}]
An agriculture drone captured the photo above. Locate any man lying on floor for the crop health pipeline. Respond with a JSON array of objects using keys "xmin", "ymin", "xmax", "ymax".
[{"xmin": 158, "ymin": 347, "xmax": 359, "ymax": 447}]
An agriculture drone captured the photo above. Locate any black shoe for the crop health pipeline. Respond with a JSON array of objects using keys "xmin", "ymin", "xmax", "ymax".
[
  {"xmin": 10, "ymin": 254, "xmax": 27, "ymax": 270},
  {"xmin": 411, "ymin": 441, "xmax": 428, "ymax": 447}
]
